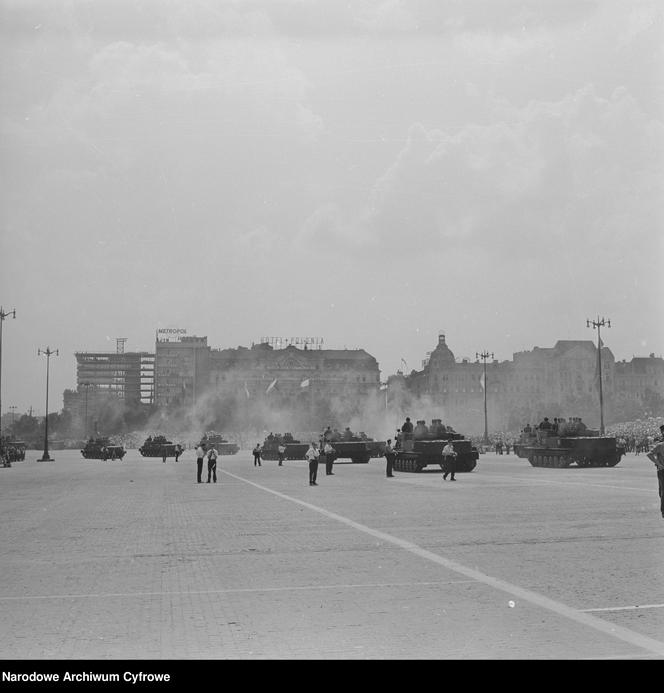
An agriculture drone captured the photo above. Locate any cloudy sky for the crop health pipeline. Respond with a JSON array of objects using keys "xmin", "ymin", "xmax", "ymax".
[{"xmin": 1, "ymin": 0, "xmax": 662, "ymax": 413}]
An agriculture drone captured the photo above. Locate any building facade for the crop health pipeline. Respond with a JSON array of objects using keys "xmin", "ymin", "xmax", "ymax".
[
  {"xmin": 64, "ymin": 349, "xmax": 155, "ymax": 435},
  {"xmin": 396, "ymin": 333, "xmax": 661, "ymax": 435},
  {"xmin": 154, "ymin": 333, "xmax": 210, "ymax": 408}
]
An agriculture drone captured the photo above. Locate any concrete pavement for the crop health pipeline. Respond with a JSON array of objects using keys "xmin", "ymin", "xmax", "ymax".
[{"xmin": 1, "ymin": 449, "xmax": 663, "ymax": 659}]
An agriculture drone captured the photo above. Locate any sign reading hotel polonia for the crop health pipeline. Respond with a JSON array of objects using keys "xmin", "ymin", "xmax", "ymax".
[
  {"xmin": 260, "ymin": 337, "xmax": 323, "ymax": 348},
  {"xmin": 156, "ymin": 328, "xmax": 187, "ymax": 342}
]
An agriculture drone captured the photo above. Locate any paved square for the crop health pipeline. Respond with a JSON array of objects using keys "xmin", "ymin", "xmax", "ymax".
[{"xmin": 1, "ymin": 450, "xmax": 663, "ymax": 659}]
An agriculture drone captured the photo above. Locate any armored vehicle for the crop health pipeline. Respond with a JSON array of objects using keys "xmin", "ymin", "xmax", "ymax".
[
  {"xmin": 514, "ymin": 426, "xmax": 625, "ymax": 468},
  {"xmin": 393, "ymin": 419, "xmax": 479, "ymax": 473},
  {"xmin": 81, "ymin": 437, "xmax": 126, "ymax": 460},
  {"xmin": 139, "ymin": 435, "xmax": 180, "ymax": 458},
  {"xmin": 260, "ymin": 433, "xmax": 308, "ymax": 461},
  {"xmin": 199, "ymin": 432, "xmax": 239, "ymax": 455},
  {"xmin": 321, "ymin": 429, "xmax": 384, "ymax": 464}
]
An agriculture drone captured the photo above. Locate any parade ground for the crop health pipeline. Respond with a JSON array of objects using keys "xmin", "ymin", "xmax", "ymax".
[{"xmin": 1, "ymin": 449, "xmax": 663, "ymax": 660}]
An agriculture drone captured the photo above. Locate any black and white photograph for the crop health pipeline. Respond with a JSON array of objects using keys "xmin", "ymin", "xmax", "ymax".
[{"xmin": 1, "ymin": 0, "xmax": 663, "ymax": 667}]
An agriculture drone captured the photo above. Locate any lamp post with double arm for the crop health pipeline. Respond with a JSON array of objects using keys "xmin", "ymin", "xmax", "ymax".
[
  {"xmin": 587, "ymin": 316, "xmax": 611, "ymax": 435},
  {"xmin": 0, "ymin": 307, "xmax": 17, "ymax": 452},
  {"xmin": 37, "ymin": 347, "xmax": 58, "ymax": 461}
]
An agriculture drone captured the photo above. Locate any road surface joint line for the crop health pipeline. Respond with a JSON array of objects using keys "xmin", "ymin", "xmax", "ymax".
[{"xmin": 0, "ymin": 579, "xmax": 477, "ymax": 602}]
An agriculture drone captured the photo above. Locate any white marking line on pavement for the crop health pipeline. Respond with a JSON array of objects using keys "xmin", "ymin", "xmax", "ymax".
[
  {"xmin": 582, "ymin": 603, "xmax": 664, "ymax": 613},
  {"xmin": 0, "ymin": 580, "xmax": 476, "ymax": 602},
  {"xmin": 223, "ymin": 470, "xmax": 664, "ymax": 658}
]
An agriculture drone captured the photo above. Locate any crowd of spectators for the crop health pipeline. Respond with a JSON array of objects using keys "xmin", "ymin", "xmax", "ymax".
[{"xmin": 607, "ymin": 416, "xmax": 664, "ymax": 453}]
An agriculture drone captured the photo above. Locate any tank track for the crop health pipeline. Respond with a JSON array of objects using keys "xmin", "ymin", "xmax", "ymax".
[
  {"xmin": 528, "ymin": 453, "xmax": 621, "ymax": 468},
  {"xmin": 393, "ymin": 455, "xmax": 477, "ymax": 473}
]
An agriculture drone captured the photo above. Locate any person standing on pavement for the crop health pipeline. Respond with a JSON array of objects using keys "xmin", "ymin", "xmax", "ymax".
[
  {"xmin": 195, "ymin": 443, "xmax": 206, "ymax": 483},
  {"xmin": 384, "ymin": 439, "xmax": 396, "ymax": 477},
  {"xmin": 646, "ymin": 424, "xmax": 664, "ymax": 518},
  {"xmin": 206, "ymin": 445, "xmax": 219, "ymax": 483},
  {"xmin": 324, "ymin": 441, "xmax": 336, "ymax": 475},
  {"xmin": 441, "ymin": 442, "xmax": 457, "ymax": 481},
  {"xmin": 252, "ymin": 443, "xmax": 262, "ymax": 467},
  {"xmin": 277, "ymin": 443, "xmax": 286, "ymax": 466},
  {"xmin": 306, "ymin": 442, "xmax": 320, "ymax": 486}
]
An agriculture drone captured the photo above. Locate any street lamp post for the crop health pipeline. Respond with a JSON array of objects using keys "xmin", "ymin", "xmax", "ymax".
[
  {"xmin": 476, "ymin": 350, "xmax": 494, "ymax": 445},
  {"xmin": 82, "ymin": 382, "xmax": 92, "ymax": 439},
  {"xmin": 37, "ymin": 347, "xmax": 59, "ymax": 461},
  {"xmin": 0, "ymin": 307, "xmax": 17, "ymax": 448},
  {"xmin": 587, "ymin": 316, "xmax": 611, "ymax": 435}
]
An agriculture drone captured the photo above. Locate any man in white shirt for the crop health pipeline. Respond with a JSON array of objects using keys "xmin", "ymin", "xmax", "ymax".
[
  {"xmin": 305, "ymin": 442, "xmax": 320, "ymax": 486},
  {"xmin": 441, "ymin": 442, "xmax": 457, "ymax": 481},
  {"xmin": 195, "ymin": 444, "xmax": 206, "ymax": 484},
  {"xmin": 206, "ymin": 446, "xmax": 219, "ymax": 483}
]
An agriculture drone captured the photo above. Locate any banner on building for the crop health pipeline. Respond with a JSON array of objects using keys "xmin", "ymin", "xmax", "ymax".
[
  {"xmin": 300, "ymin": 379, "xmax": 310, "ymax": 388},
  {"xmin": 266, "ymin": 379, "xmax": 278, "ymax": 394}
]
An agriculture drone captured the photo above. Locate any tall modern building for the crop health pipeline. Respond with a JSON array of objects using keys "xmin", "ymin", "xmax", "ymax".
[
  {"xmin": 154, "ymin": 332, "xmax": 210, "ymax": 408},
  {"xmin": 63, "ymin": 344, "xmax": 155, "ymax": 435},
  {"xmin": 75, "ymin": 350, "xmax": 155, "ymax": 404}
]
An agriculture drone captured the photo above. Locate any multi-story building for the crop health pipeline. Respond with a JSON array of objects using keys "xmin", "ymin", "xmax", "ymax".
[
  {"xmin": 152, "ymin": 335, "xmax": 381, "ymax": 428},
  {"xmin": 154, "ymin": 332, "xmax": 210, "ymax": 408},
  {"xmin": 613, "ymin": 355, "xmax": 664, "ymax": 419},
  {"xmin": 208, "ymin": 341, "xmax": 380, "ymax": 407},
  {"xmin": 399, "ymin": 333, "xmax": 628, "ymax": 434},
  {"xmin": 64, "ymin": 347, "xmax": 155, "ymax": 435}
]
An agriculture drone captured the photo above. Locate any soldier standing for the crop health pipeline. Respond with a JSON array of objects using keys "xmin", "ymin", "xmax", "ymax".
[
  {"xmin": 647, "ymin": 425, "xmax": 664, "ymax": 519},
  {"xmin": 324, "ymin": 441, "xmax": 336, "ymax": 475},
  {"xmin": 384, "ymin": 439, "xmax": 396, "ymax": 477}
]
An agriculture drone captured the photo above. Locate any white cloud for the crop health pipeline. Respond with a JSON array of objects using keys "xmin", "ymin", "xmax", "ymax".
[{"xmin": 299, "ymin": 84, "xmax": 663, "ymax": 261}]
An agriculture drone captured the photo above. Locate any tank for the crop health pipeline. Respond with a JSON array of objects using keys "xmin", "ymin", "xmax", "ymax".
[
  {"xmin": 81, "ymin": 437, "xmax": 126, "ymax": 460},
  {"xmin": 393, "ymin": 419, "xmax": 479, "ymax": 473},
  {"xmin": 260, "ymin": 433, "xmax": 308, "ymax": 461},
  {"xmin": 322, "ymin": 429, "xmax": 382, "ymax": 464},
  {"xmin": 516, "ymin": 427, "xmax": 626, "ymax": 468},
  {"xmin": 139, "ymin": 435, "xmax": 180, "ymax": 458},
  {"xmin": 199, "ymin": 432, "xmax": 239, "ymax": 455}
]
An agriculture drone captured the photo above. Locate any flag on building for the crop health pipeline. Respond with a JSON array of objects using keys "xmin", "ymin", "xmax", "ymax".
[
  {"xmin": 244, "ymin": 382, "xmax": 250, "ymax": 399},
  {"xmin": 266, "ymin": 378, "xmax": 277, "ymax": 394},
  {"xmin": 400, "ymin": 358, "xmax": 408, "ymax": 370},
  {"xmin": 300, "ymin": 378, "xmax": 310, "ymax": 388},
  {"xmin": 479, "ymin": 372, "xmax": 485, "ymax": 390}
]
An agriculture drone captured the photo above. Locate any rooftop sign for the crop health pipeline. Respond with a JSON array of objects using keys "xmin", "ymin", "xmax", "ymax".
[
  {"xmin": 260, "ymin": 336, "xmax": 324, "ymax": 348},
  {"xmin": 156, "ymin": 328, "xmax": 187, "ymax": 343}
]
